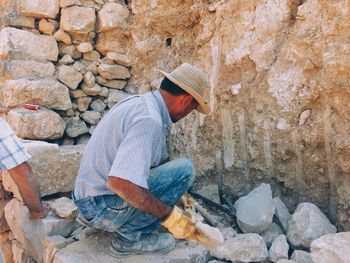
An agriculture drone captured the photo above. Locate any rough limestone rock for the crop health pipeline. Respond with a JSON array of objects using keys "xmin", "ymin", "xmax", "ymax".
[
  {"xmin": 211, "ymin": 233, "xmax": 268, "ymax": 262},
  {"xmin": 311, "ymin": 232, "xmax": 350, "ymax": 263},
  {"xmin": 2, "ymin": 79, "xmax": 72, "ymax": 110},
  {"xmin": 43, "ymin": 235, "xmax": 75, "ymax": 263},
  {"xmin": 98, "ymin": 64, "xmax": 130, "ymax": 80},
  {"xmin": 20, "ymin": 0, "xmax": 59, "ymax": 19},
  {"xmin": 53, "ymin": 233, "xmax": 209, "ymax": 263},
  {"xmin": 107, "ymin": 90, "xmax": 130, "ymax": 108},
  {"xmin": 97, "ymin": 3, "xmax": 129, "ymax": 32},
  {"xmin": 76, "ymin": 97, "xmax": 92, "ymax": 112},
  {"xmin": 101, "ymin": 79, "xmax": 126, "ymax": 89},
  {"xmin": 96, "ymin": 30, "xmax": 127, "ymax": 55},
  {"xmin": 54, "ymin": 30, "xmax": 72, "ymax": 45},
  {"xmin": 57, "ymin": 65, "xmax": 83, "ymax": 90},
  {"xmin": 51, "ymin": 197, "xmax": 78, "ymax": 220},
  {"xmin": 268, "ymin": 235, "xmax": 289, "ymax": 262},
  {"xmin": 0, "ymin": 27, "xmax": 58, "ymax": 61},
  {"xmin": 64, "ymin": 117, "xmax": 89, "ymax": 137},
  {"xmin": 5, "ymin": 12, "xmax": 35, "ymax": 29},
  {"xmin": 261, "ymin": 223, "xmax": 284, "ymax": 248},
  {"xmin": 59, "ymin": 54, "xmax": 75, "ymax": 65},
  {"xmin": 58, "ymin": 43, "xmax": 81, "ymax": 59},
  {"xmin": 106, "ymin": 52, "xmax": 132, "ymax": 67},
  {"xmin": 287, "ymin": 203, "xmax": 337, "ymax": 249},
  {"xmin": 60, "ymin": 6, "xmax": 96, "ymax": 35},
  {"xmin": 2, "ymin": 141, "xmax": 85, "ymax": 197},
  {"xmin": 6, "ymin": 108, "xmax": 66, "ymax": 140},
  {"xmin": 90, "ymin": 99, "xmax": 106, "ymax": 112},
  {"xmin": 0, "ymin": 60, "xmax": 55, "ymax": 80},
  {"xmin": 76, "ymin": 42, "xmax": 93, "ymax": 53},
  {"xmin": 59, "ymin": 0, "xmax": 81, "ymax": 8},
  {"xmin": 38, "ymin": 18, "xmax": 56, "ymax": 35},
  {"xmin": 81, "ymin": 111, "xmax": 101, "ymax": 125},
  {"xmin": 234, "ymin": 183, "xmax": 275, "ymax": 233},
  {"xmin": 273, "ymin": 197, "xmax": 292, "ymax": 232},
  {"xmin": 81, "ymin": 83, "xmax": 102, "ymax": 96},
  {"xmin": 4, "ymin": 199, "xmax": 80, "ymax": 263},
  {"xmin": 291, "ymin": 250, "xmax": 312, "ymax": 263}
]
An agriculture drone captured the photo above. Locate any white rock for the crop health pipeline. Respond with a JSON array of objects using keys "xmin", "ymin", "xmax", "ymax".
[
  {"xmin": 58, "ymin": 65, "xmax": 83, "ymax": 90},
  {"xmin": 58, "ymin": 43, "xmax": 81, "ymax": 59},
  {"xmin": 287, "ymin": 203, "xmax": 337, "ymax": 249},
  {"xmin": 5, "ymin": 13, "xmax": 35, "ymax": 29},
  {"xmin": 81, "ymin": 83, "xmax": 102, "ymax": 96},
  {"xmin": 83, "ymin": 71, "xmax": 95, "ymax": 87},
  {"xmin": 291, "ymin": 250, "xmax": 312, "ymax": 263},
  {"xmin": 20, "ymin": 0, "xmax": 59, "ymax": 19},
  {"xmin": 0, "ymin": 27, "xmax": 58, "ymax": 62},
  {"xmin": 0, "ymin": 60, "xmax": 55, "ymax": 79},
  {"xmin": 2, "ymin": 142, "xmax": 85, "ymax": 196},
  {"xmin": 90, "ymin": 99, "xmax": 106, "ymax": 112},
  {"xmin": 38, "ymin": 19, "xmax": 56, "ymax": 35},
  {"xmin": 59, "ymin": 54, "xmax": 75, "ymax": 65},
  {"xmin": 77, "ymin": 42, "xmax": 93, "ymax": 53},
  {"xmin": 72, "ymin": 61, "xmax": 87, "ymax": 74},
  {"xmin": 268, "ymin": 235, "xmax": 289, "ymax": 262},
  {"xmin": 273, "ymin": 197, "xmax": 291, "ymax": 232},
  {"xmin": 6, "ymin": 108, "xmax": 66, "ymax": 140},
  {"xmin": 234, "ymin": 183, "xmax": 275, "ymax": 233},
  {"xmin": 97, "ymin": 3, "xmax": 129, "ymax": 32},
  {"xmin": 54, "ymin": 30, "xmax": 72, "ymax": 45},
  {"xmin": 106, "ymin": 52, "xmax": 132, "ymax": 67},
  {"xmin": 299, "ymin": 109, "xmax": 311, "ymax": 126},
  {"xmin": 43, "ymin": 235, "xmax": 75, "ymax": 263},
  {"xmin": 98, "ymin": 63, "xmax": 130, "ymax": 79},
  {"xmin": 211, "ymin": 233, "xmax": 268, "ymax": 262},
  {"xmin": 102, "ymin": 79, "xmax": 126, "ymax": 89},
  {"xmin": 311, "ymin": 232, "xmax": 350, "ymax": 263},
  {"xmin": 198, "ymin": 184, "xmax": 221, "ymax": 204},
  {"xmin": 60, "ymin": 6, "xmax": 96, "ymax": 35},
  {"xmin": 2, "ymin": 79, "xmax": 71, "ymax": 110},
  {"xmin": 77, "ymin": 97, "xmax": 92, "ymax": 112},
  {"xmin": 261, "ymin": 223, "xmax": 283, "ymax": 248},
  {"xmin": 51, "ymin": 197, "xmax": 78, "ymax": 220},
  {"xmin": 107, "ymin": 90, "xmax": 130, "ymax": 108},
  {"xmin": 60, "ymin": 0, "xmax": 81, "ymax": 8},
  {"xmin": 64, "ymin": 117, "xmax": 89, "ymax": 137},
  {"xmin": 81, "ymin": 111, "xmax": 101, "ymax": 125}
]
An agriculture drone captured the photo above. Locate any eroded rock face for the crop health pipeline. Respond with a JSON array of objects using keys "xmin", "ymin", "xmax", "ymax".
[
  {"xmin": 0, "ymin": 27, "xmax": 58, "ymax": 61},
  {"xmin": 2, "ymin": 79, "xmax": 72, "ymax": 110},
  {"xmin": 234, "ymin": 183, "xmax": 275, "ymax": 233},
  {"xmin": 6, "ymin": 108, "xmax": 66, "ymax": 140},
  {"xmin": 311, "ymin": 232, "xmax": 350, "ymax": 263},
  {"xmin": 287, "ymin": 203, "xmax": 337, "ymax": 249},
  {"xmin": 211, "ymin": 233, "xmax": 268, "ymax": 262}
]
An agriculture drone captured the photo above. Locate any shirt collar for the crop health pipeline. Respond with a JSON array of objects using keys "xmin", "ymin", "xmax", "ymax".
[{"xmin": 151, "ymin": 89, "xmax": 173, "ymax": 128}]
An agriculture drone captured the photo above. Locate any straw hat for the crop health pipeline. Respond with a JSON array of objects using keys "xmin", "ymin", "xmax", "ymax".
[{"xmin": 155, "ymin": 63, "xmax": 211, "ymax": 115}]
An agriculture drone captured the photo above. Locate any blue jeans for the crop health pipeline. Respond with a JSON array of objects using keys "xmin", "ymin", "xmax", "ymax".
[{"xmin": 74, "ymin": 158, "xmax": 195, "ymax": 242}]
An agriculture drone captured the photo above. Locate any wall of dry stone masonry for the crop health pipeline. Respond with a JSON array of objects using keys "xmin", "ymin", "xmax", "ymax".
[{"xmin": 0, "ymin": 0, "xmax": 350, "ymax": 234}]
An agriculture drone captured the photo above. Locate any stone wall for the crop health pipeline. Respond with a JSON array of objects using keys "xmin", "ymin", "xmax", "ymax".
[{"xmin": 0, "ymin": 0, "xmax": 349, "ymax": 233}]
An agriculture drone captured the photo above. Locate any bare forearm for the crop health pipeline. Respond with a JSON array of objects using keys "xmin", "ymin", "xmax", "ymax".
[
  {"xmin": 107, "ymin": 177, "xmax": 171, "ymax": 219},
  {"xmin": 8, "ymin": 162, "xmax": 44, "ymax": 215}
]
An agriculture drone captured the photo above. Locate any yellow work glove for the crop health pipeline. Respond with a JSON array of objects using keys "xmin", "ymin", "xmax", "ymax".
[{"xmin": 161, "ymin": 206, "xmax": 196, "ymax": 240}]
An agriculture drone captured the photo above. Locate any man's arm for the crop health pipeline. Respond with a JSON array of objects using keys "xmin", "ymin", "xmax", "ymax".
[
  {"xmin": 8, "ymin": 162, "xmax": 49, "ymax": 220},
  {"xmin": 107, "ymin": 176, "xmax": 171, "ymax": 219}
]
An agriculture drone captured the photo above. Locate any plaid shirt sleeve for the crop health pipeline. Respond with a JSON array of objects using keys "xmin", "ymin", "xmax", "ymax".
[{"xmin": 0, "ymin": 117, "xmax": 31, "ymax": 170}]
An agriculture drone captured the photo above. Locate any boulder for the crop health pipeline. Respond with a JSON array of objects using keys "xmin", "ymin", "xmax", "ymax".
[
  {"xmin": 0, "ymin": 27, "xmax": 58, "ymax": 61},
  {"xmin": 81, "ymin": 83, "xmax": 102, "ymax": 96},
  {"xmin": 38, "ymin": 18, "xmax": 56, "ymax": 35},
  {"xmin": 6, "ymin": 108, "xmax": 66, "ymax": 140},
  {"xmin": 51, "ymin": 197, "xmax": 78, "ymax": 220},
  {"xmin": 268, "ymin": 235, "xmax": 289, "ymax": 262},
  {"xmin": 72, "ymin": 61, "xmax": 86, "ymax": 74},
  {"xmin": 81, "ymin": 111, "xmax": 101, "ymax": 125},
  {"xmin": 54, "ymin": 233, "xmax": 209, "ymax": 263},
  {"xmin": 106, "ymin": 52, "xmax": 132, "ymax": 67},
  {"xmin": 211, "ymin": 233, "xmax": 268, "ymax": 262},
  {"xmin": 311, "ymin": 232, "xmax": 350, "ymax": 263},
  {"xmin": 20, "ymin": 0, "xmax": 59, "ymax": 19},
  {"xmin": 287, "ymin": 203, "xmax": 337, "ymax": 249},
  {"xmin": 98, "ymin": 64, "xmax": 130, "ymax": 79},
  {"xmin": 273, "ymin": 197, "xmax": 291, "ymax": 232},
  {"xmin": 57, "ymin": 65, "xmax": 83, "ymax": 90},
  {"xmin": 0, "ymin": 60, "xmax": 55, "ymax": 80},
  {"xmin": 5, "ymin": 12, "xmax": 35, "ymax": 28},
  {"xmin": 76, "ymin": 42, "xmax": 93, "ymax": 53},
  {"xmin": 107, "ymin": 90, "xmax": 130, "ymax": 108},
  {"xmin": 76, "ymin": 97, "xmax": 92, "ymax": 112},
  {"xmin": 261, "ymin": 223, "xmax": 284, "ymax": 248},
  {"xmin": 60, "ymin": 6, "xmax": 96, "ymax": 35},
  {"xmin": 90, "ymin": 99, "xmax": 106, "ymax": 112},
  {"xmin": 5, "ymin": 199, "xmax": 80, "ymax": 263},
  {"xmin": 2, "ymin": 141, "xmax": 85, "ymax": 197},
  {"xmin": 97, "ymin": 3, "xmax": 129, "ymax": 32},
  {"xmin": 64, "ymin": 117, "xmax": 89, "ymax": 137},
  {"xmin": 234, "ymin": 183, "xmax": 275, "ymax": 233},
  {"xmin": 291, "ymin": 250, "xmax": 312, "ymax": 263},
  {"xmin": 83, "ymin": 51, "xmax": 101, "ymax": 61},
  {"xmin": 2, "ymin": 79, "xmax": 72, "ymax": 110},
  {"xmin": 54, "ymin": 30, "xmax": 72, "ymax": 45}
]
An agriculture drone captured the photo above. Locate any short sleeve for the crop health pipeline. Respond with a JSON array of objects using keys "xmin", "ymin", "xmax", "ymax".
[
  {"xmin": 109, "ymin": 118, "xmax": 162, "ymax": 189},
  {"xmin": 0, "ymin": 118, "xmax": 31, "ymax": 170}
]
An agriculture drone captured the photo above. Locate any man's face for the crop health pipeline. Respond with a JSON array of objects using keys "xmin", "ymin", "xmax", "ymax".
[{"xmin": 171, "ymin": 95, "xmax": 199, "ymax": 123}]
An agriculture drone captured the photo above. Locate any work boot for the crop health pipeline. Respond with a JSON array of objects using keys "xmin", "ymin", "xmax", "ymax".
[{"xmin": 109, "ymin": 232, "xmax": 176, "ymax": 258}]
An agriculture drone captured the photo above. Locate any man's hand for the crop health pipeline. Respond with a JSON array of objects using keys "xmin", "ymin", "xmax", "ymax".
[
  {"xmin": 29, "ymin": 202, "xmax": 50, "ymax": 220},
  {"xmin": 161, "ymin": 206, "xmax": 196, "ymax": 239}
]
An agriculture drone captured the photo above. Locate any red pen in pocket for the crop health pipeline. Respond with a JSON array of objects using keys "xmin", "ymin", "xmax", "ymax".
[{"xmin": 24, "ymin": 104, "xmax": 40, "ymax": 110}]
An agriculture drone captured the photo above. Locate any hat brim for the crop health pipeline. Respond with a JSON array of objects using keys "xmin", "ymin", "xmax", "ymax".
[{"xmin": 155, "ymin": 69, "xmax": 211, "ymax": 115}]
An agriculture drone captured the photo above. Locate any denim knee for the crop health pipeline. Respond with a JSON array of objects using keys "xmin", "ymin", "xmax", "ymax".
[{"xmin": 174, "ymin": 157, "xmax": 195, "ymax": 187}]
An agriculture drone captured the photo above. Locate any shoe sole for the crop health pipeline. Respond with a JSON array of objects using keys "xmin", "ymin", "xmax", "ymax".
[{"xmin": 108, "ymin": 238, "xmax": 176, "ymax": 258}]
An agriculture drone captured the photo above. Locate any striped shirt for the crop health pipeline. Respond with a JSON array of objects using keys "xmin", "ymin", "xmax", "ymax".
[
  {"xmin": 0, "ymin": 117, "xmax": 31, "ymax": 170},
  {"xmin": 74, "ymin": 89, "xmax": 172, "ymax": 199}
]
